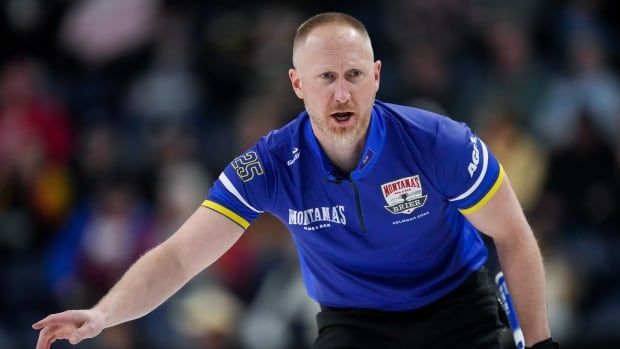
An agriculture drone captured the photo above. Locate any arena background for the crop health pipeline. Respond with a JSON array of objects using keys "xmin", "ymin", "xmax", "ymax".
[{"xmin": 1, "ymin": 0, "xmax": 619, "ymax": 348}]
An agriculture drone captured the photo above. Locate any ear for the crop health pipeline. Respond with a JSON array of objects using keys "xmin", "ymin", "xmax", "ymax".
[
  {"xmin": 289, "ymin": 68, "xmax": 304, "ymax": 99},
  {"xmin": 373, "ymin": 60, "xmax": 382, "ymax": 92}
]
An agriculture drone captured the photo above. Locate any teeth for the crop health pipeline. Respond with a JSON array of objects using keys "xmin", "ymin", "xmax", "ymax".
[{"xmin": 332, "ymin": 112, "xmax": 352, "ymax": 122}]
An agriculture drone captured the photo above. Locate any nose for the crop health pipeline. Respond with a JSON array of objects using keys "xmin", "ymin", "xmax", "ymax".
[{"xmin": 333, "ymin": 78, "xmax": 351, "ymax": 104}]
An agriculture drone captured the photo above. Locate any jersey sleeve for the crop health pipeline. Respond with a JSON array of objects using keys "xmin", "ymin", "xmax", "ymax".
[
  {"xmin": 435, "ymin": 117, "xmax": 505, "ymax": 214},
  {"xmin": 203, "ymin": 142, "xmax": 274, "ymax": 229}
]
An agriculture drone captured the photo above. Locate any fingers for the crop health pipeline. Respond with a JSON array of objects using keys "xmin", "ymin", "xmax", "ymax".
[
  {"xmin": 33, "ymin": 314, "xmax": 55, "ymax": 329},
  {"xmin": 44, "ymin": 334, "xmax": 56, "ymax": 349},
  {"xmin": 69, "ymin": 321, "xmax": 99, "ymax": 344},
  {"xmin": 33, "ymin": 311, "xmax": 77, "ymax": 329},
  {"xmin": 35, "ymin": 327, "xmax": 45, "ymax": 349},
  {"xmin": 35, "ymin": 325, "xmax": 57, "ymax": 349},
  {"xmin": 34, "ymin": 322, "xmax": 90, "ymax": 348},
  {"xmin": 33, "ymin": 310, "xmax": 103, "ymax": 347},
  {"xmin": 32, "ymin": 317, "xmax": 49, "ymax": 330},
  {"xmin": 34, "ymin": 311, "xmax": 87, "ymax": 348}
]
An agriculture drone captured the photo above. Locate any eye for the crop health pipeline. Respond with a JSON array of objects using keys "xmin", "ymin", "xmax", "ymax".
[
  {"xmin": 320, "ymin": 72, "xmax": 336, "ymax": 80},
  {"xmin": 347, "ymin": 69, "xmax": 363, "ymax": 79}
]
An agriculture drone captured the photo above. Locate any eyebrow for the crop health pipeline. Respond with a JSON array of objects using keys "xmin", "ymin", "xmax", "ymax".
[{"xmin": 315, "ymin": 66, "xmax": 365, "ymax": 74}]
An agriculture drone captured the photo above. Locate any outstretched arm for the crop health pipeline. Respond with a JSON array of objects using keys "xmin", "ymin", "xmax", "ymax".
[
  {"xmin": 33, "ymin": 207, "xmax": 244, "ymax": 348},
  {"xmin": 464, "ymin": 175, "xmax": 551, "ymax": 347}
]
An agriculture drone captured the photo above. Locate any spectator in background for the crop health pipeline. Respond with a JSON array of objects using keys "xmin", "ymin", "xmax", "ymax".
[
  {"xmin": 46, "ymin": 176, "xmax": 152, "ymax": 304},
  {"xmin": 73, "ymin": 125, "xmax": 121, "ymax": 198},
  {"xmin": 478, "ymin": 105, "xmax": 547, "ymax": 212},
  {"xmin": 43, "ymin": 175, "xmax": 153, "ymax": 349},
  {"xmin": 0, "ymin": 58, "xmax": 73, "ymax": 249},
  {"xmin": 538, "ymin": 111, "xmax": 620, "ymax": 345},
  {"xmin": 124, "ymin": 5, "xmax": 204, "ymax": 128},
  {"xmin": 382, "ymin": 0, "xmax": 475, "ymax": 107},
  {"xmin": 0, "ymin": 53, "xmax": 75, "ymax": 349},
  {"xmin": 248, "ymin": 5, "xmax": 303, "ymax": 98},
  {"xmin": 396, "ymin": 42, "xmax": 452, "ymax": 110},
  {"xmin": 458, "ymin": 18, "xmax": 547, "ymax": 130},
  {"xmin": 59, "ymin": 0, "xmax": 159, "ymax": 66},
  {"xmin": 534, "ymin": 29, "xmax": 620, "ymax": 149},
  {"xmin": 543, "ymin": 112, "xmax": 618, "ymax": 233}
]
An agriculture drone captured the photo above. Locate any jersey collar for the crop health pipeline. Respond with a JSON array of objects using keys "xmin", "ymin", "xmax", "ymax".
[{"xmin": 304, "ymin": 102, "xmax": 386, "ymax": 181}]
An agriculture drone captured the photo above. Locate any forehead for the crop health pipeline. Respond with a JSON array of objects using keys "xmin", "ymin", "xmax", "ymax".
[{"xmin": 294, "ymin": 24, "xmax": 373, "ymax": 69}]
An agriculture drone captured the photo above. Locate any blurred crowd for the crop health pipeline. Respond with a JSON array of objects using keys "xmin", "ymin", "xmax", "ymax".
[{"xmin": 0, "ymin": 0, "xmax": 618, "ymax": 348}]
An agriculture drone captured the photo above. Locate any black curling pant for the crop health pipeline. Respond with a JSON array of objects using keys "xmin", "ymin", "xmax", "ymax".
[{"xmin": 313, "ymin": 268, "xmax": 516, "ymax": 349}]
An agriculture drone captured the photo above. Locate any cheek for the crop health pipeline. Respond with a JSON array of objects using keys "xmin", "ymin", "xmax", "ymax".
[
  {"xmin": 355, "ymin": 84, "xmax": 375, "ymax": 101},
  {"xmin": 305, "ymin": 86, "xmax": 331, "ymax": 104}
]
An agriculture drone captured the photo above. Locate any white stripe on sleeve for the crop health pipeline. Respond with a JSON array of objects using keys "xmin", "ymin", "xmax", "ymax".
[
  {"xmin": 219, "ymin": 173, "xmax": 264, "ymax": 213},
  {"xmin": 448, "ymin": 139, "xmax": 489, "ymax": 202}
]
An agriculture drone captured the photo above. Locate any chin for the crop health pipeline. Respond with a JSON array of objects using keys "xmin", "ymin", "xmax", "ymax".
[{"xmin": 327, "ymin": 127, "xmax": 361, "ymax": 146}]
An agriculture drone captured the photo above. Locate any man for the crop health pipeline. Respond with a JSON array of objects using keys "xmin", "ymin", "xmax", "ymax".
[{"xmin": 33, "ymin": 12, "xmax": 557, "ymax": 349}]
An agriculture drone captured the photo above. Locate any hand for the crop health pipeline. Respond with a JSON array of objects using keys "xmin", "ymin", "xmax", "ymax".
[{"xmin": 32, "ymin": 309, "xmax": 105, "ymax": 349}]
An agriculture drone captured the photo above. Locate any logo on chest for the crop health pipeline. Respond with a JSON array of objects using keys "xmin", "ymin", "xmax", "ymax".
[
  {"xmin": 381, "ymin": 175, "xmax": 428, "ymax": 214},
  {"xmin": 288, "ymin": 205, "xmax": 347, "ymax": 231}
]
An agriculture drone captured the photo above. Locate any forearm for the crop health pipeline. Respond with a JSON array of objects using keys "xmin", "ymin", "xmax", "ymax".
[
  {"xmin": 32, "ymin": 208, "xmax": 244, "ymax": 349},
  {"xmin": 92, "ymin": 243, "xmax": 189, "ymax": 328},
  {"xmin": 495, "ymin": 231, "xmax": 550, "ymax": 346},
  {"xmin": 91, "ymin": 208, "xmax": 244, "ymax": 329}
]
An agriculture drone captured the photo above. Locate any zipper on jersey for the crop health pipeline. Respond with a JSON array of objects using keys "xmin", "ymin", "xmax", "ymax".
[
  {"xmin": 348, "ymin": 177, "xmax": 367, "ymax": 233},
  {"xmin": 327, "ymin": 175, "xmax": 367, "ymax": 233}
]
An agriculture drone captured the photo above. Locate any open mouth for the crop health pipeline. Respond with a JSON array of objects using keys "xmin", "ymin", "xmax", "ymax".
[{"xmin": 331, "ymin": 112, "xmax": 354, "ymax": 122}]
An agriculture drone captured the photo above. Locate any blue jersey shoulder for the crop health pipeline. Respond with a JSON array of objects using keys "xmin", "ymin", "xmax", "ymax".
[
  {"xmin": 376, "ymin": 101, "xmax": 503, "ymax": 210},
  {"xmin": 379, "ymin": 101, "xmax": 468, "ymax": 150},
  {"xmin": 203, "ymin": 113, "xmax": 307, "ymax": 228},
  {"xmin": 255, "ymin": 112, "xmax": 307, "ymax": 166}
]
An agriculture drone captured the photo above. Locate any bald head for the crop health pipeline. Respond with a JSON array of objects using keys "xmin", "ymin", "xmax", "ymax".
[{"xmin": 292, "ymin": 12, "xmax": 374, "ymax": 68}]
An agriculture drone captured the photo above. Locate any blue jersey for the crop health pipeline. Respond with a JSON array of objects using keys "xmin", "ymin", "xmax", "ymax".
[{"xmin": 205, "ymin": 100, "xmax": 504, "ymax": 311}]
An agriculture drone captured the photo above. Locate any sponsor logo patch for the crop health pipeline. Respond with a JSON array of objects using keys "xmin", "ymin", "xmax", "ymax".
[
  {"xmin": 288, "ymin": 205, "xmax": 346, "ymax": 231},
  {"xmin": 287, "ymin": 147, "xmax": 300, "ymax": 166},
  {"xmin": 381, "ymin": 175, "xmax": 428, "ymax": 214}
]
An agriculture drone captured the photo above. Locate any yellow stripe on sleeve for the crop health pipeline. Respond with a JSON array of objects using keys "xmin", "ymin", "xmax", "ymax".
[
  {"xmin": 201, "ymin": 200, "xmax": 250, "ymax": 229},
  {"xmin": 459, "ymin": 165, "xmax": 505, "ymax": 215}
]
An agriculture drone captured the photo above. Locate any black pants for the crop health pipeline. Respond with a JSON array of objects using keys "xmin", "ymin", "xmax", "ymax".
[{"xmin": 313, "ymin": 268, "xmax": 515, "ymax": 349}]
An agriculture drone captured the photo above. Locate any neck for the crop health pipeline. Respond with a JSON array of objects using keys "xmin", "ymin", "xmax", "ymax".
[{"xmin": 314, "ymin": 129, "xmax": 368, "ymax": 174}]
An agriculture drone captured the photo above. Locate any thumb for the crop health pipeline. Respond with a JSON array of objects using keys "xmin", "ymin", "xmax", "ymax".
[{"xmin": 69, "ymin": 321, "xmax": 99, "ymax": 345}]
